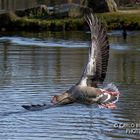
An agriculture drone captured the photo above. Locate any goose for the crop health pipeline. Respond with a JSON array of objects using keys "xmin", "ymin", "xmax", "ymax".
[{"xmin": 22, "ymin": 10, "xmax": 120, "ymax": 111}]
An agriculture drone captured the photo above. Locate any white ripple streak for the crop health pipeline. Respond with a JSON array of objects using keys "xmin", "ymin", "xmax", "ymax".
[{"xmin": 0, "ymin": 36, "xmax": 88, "ymax": 48}]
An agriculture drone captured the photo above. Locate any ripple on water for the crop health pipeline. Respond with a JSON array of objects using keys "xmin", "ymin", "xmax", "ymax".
[
  {"xmin": 0, "ymin": 36, "xmax": 89, "ymax": 48},
  {"xmin": 0, "ymin": 31, "xmax": 140, "ymax": 140}
]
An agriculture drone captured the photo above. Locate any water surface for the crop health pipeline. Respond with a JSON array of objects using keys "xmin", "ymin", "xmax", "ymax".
[{"xmin": 0, "ymin": 31, "xmax": 140, "ymax": 140}]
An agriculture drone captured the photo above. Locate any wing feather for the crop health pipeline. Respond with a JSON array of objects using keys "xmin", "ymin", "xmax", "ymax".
[{"xmin": 77, "ymin": 10, "xmax": 109, "ymax": 87}]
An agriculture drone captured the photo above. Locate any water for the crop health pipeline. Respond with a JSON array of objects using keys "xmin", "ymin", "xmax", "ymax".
[{"xmin": 0, "ymin": 31, "xmax": 140, "ymax": 140}]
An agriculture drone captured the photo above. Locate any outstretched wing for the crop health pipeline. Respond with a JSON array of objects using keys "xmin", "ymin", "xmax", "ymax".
[{"xmin": 77, "ymin": 11, "xmax": 109, "ymax": 87}]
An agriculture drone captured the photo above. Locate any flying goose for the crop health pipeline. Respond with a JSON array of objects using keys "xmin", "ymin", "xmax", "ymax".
[{"xmin": 22, "ymin": 10, "xmax": 120, "ymax": 111}]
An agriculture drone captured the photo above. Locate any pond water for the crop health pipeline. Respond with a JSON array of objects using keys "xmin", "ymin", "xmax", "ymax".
[{"xmin": 0, "ymin": 31, "xmax": 140, "ymax": 140}]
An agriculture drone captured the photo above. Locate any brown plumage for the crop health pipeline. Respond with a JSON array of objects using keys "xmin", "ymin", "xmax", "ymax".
[
  {"xmin": 50, "ymin": 10, "xmax": 111, "ymax": 106},
  {"xmin": 22, "ymin": 10, "xmax": 120, "ymax": 111}
]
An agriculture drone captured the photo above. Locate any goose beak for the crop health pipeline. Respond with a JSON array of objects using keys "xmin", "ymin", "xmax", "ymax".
[{"xmin": 51, "ymin": 95, "xmax": 58, "ymax": 104}]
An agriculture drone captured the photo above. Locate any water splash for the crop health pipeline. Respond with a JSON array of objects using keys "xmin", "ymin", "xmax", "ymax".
[{"xmin": 103, "ymin": 83, "xmax": 119, "ymax": 92}]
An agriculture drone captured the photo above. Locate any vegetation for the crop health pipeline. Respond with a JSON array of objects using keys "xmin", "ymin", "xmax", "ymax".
[
  {"xmin": 99, "ymin": 10, "xmax": 140, "ymax": 30},
  {"xmin": 0, "ymin": 10, "xmax": 140, "ymax": 31},
  {"xmin": 10, "ymin": 17, "xmax": 85, "ymax": 31}
]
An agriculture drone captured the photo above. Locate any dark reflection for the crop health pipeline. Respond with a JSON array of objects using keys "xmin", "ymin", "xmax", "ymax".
[
  {"xmin": 0, "ymin": 31, "xmax": 140, "ymax": 140},
  {"xmin": 108, "ymin": 51, "xmax": 140, "ymax": 84},
  {"xmin": 122, "ymin": 23, "xmax": 127, "ymax": 40},
  {"xmin": 54, "ymin": 48, "xmax": 61, "ymax": 80},
  {"xmin": 0, "ymin": 42, "xmax": 12, "ymax": 86}
]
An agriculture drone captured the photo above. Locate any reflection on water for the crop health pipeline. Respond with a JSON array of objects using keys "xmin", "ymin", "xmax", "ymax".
[{"xmin": 0, "ymin": 31, "xmax": 140, "ymax": 140}]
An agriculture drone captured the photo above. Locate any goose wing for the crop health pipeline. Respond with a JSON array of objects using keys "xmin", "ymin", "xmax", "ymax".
[{"xmin": 78, "ymin": 12, "xmax": 109, "ymax": 87}]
